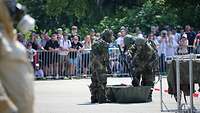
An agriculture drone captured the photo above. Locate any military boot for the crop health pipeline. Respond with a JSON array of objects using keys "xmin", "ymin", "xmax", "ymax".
[
  {"xmin": 91, "ymin": 96, "xmax": 98, "ymax": 103},
  {"xmin": 147, "ymin": 89, "xmax": 153, "ymax": 102},
  {"xmin": 98, "ymin": 91, "xmax": 107, "ymax": 104},
  {"xmin": 132, "ymin": 78, "xmax": 140, "ymax": 87},
  {"xmin": 98, "ymin": 95, "xmax": 107, "ymax": 103}
]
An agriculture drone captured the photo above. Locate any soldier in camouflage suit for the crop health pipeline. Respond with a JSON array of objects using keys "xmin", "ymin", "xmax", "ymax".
[
  {"xmin": 124, "ymin": 36, "xmax": 159, "ymax": 101},
  {"xmin": 89, "ymin": 29, "xmax": 113, "ymax": 103}
]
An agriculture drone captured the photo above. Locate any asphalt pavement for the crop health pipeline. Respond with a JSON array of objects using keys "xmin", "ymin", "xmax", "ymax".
[{"xmin": 34, "ymin": 77, "xmax": 200, "ymax": 113}]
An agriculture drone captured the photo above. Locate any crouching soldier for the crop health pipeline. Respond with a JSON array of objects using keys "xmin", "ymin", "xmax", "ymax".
[{"xmin": 124, "ymin": 36, "xmax": 159, "ymax": 101}]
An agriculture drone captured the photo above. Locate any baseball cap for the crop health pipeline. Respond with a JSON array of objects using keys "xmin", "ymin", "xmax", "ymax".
[
  {"xmin": 120, "ymin": 26, "xmax": 126, "ymax": 30},
  {"xmin": 71, "ymin": 26, "xmax": 77, "ymax": 29},
  {"xmin": 57, "ymin": 28, "xmax": 63, "ymax": 31}
]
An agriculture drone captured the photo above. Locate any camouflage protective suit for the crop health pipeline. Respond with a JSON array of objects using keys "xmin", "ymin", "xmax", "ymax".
[
  {"xmin": 0, "ymin": 32, "xmax": 34, "ymax": 113},
  {"xmin": 89, "ymin": 30, "xmax": 112, "ymax": 103},
  {"xmin": 124, "ymin": 37, "xmax": 159, "ymax": 100}
]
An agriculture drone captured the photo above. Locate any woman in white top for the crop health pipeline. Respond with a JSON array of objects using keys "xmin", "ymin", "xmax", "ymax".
[
  {"xmin": 166, "ymin": 31, "xmax": 179, "ymax": 57},
  {"xmin": 59, "ymin": 34, "xmax": 71, "ymax": 55},
  {"xmin": 82, "ymin": 35, "xmax": 92, "ymax": 49},
  {"xmin": 82, "ymin": 35, "xmax": 92, "ymax": 77},
  {"xmin": 157, "ymin": 30, "xmax": 168, "ymax": 57},
  {"xmin": 157, "ymin": 30, "xmax": 168, "ymax": 73},
  {"xmin": 178, "ymin": 33, "xmax": 188, "ymax": 55}
]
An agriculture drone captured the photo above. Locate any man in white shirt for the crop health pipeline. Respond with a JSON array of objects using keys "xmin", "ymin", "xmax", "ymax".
[
  {"xmin": 116, "ymin": 29, "xmax": 127, "ymax": 48},
  {"xmin": 59, "ymin": 35, "xmax": 71, "ymax": 55},
  {"xmin": 59, "ymin": 34, "xmax": 71, "ymax": 76}
]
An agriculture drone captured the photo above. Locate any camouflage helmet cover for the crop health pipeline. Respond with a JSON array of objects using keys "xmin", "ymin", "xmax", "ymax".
[
  {"xmin": 134, "ymin": 38, "xmax": 146, "ymax": 46},
  {"xmin": 101, "ymin": 29, "xmax": 113, "ymax": 43},
  {"xmin": 124, "ymin": 34, "xmax": 135, "ymax": 48}
]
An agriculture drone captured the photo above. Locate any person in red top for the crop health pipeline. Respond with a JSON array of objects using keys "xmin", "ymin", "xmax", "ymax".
[{"xmin": 193, "ymin": 32, "xmax": 200, "ymax": 54}]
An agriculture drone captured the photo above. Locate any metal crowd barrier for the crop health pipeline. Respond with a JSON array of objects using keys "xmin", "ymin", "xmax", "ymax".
[
  {"xmin": 108, "ymin": 48, "xmax": 128, "ymax": 76},
  {"xmin": 32, "ymin": 48, "xmax": 128, "ymax": 79},
  {"xmin": 160, "ymin": 54, "xmax": 200, "ymax": 113}
]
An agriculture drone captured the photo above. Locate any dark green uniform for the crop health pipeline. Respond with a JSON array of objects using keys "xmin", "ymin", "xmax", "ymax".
[
  {"xmin": 124, "ymin": 37, "xmax": 159, "ymax": 101},
  {"xmin": 89, "ymin": 29, "xmax": 113, "ymax": 103},
  {"xmin": 134, "ymin": 38, "xmax": 158, "ymax": 86}
]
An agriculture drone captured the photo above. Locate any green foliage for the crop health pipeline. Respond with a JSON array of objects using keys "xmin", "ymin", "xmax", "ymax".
[
  {"xmin": 23, "ymin": 31, "xmax": 32, "ymax": 40},
  {"xmin": 91, "ymin": 0, "xmax": 179, "ymax": 34},
  {"xmin": 165, "ymin": 0, "xmax": 200, "ymax": 29},
  {"xmin": 45, "ymin": 0, "xmax": 90, "ymax": 18},
  {"xmin": 134, "ymin": 0, "xmax": 178, "ymax": 32},
  {"xmin": 94, "ymin": 16, "xmax": 129, "ymax": 34},
  {"xmin": 17, "ymin": 0, "xmax": 200, "ymax": 36},
  {"xmin": 45, "ymin": 0, "xmax": 69, "ymax": 16}
]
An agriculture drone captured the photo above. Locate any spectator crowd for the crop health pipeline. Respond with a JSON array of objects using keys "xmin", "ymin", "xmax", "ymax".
[{"xmin": 18, "ymin": 25, "xmax": 200, "ymax": 79}]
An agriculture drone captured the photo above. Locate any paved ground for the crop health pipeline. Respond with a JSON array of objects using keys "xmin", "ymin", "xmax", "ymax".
[{"xmin": 34, "ymin": 77, "xmax": 200, "ymax": 113}]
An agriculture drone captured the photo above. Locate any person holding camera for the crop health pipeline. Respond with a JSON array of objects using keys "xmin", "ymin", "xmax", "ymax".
[
  {"xmin": 157, "ymin": 30, "xmax": 168, "ymax": 73},
  {"xmin": 177, "ymin": 33, "xmax": 188, "ymax": 55}
]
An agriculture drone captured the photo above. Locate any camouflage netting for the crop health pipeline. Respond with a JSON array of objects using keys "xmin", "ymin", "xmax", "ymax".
[
  {"xmin": 106, "ymin": 85, "xmax": 152, "ymax": 103},
  {"xmin": 167, "ymin": 60, "xmax": 200, "ymax": 96}
]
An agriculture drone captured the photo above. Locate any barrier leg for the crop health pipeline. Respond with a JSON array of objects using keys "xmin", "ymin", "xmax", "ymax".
[
  {"xmin": 175, "ymin": 59, "xmax": 181, "ymax": 113},
  {"xmin": 189, "ymin": 54, "xmax": 194, "ymax": 113}
]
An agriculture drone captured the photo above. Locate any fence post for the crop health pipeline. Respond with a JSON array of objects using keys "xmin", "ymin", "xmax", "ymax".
[
  {"xmin": 189, "ymin": 53, "xmax": 194, "ymax": 113},
  {"xmin": 175, "ymin": 57, "xmax": 181, "ymax": 113}
]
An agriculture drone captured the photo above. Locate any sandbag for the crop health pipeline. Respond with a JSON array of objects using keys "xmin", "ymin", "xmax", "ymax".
[{"xmin": 106, "ymin": 85, "xmax": 152, "ymax": 103}]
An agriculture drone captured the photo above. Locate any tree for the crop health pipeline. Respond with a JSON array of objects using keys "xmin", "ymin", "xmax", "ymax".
[
  {"xmin": 17, "ymin": 0, "xmax": 200, "ymax": 35},
  {"xmin": 166, "ymin": 0, "xmax": 200, "ymax": 29}
]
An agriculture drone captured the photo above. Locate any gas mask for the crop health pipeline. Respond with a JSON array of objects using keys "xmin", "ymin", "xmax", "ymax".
[{"xmin": 5, "ymin": 0, "xmax": 35, "ymax": 33}]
